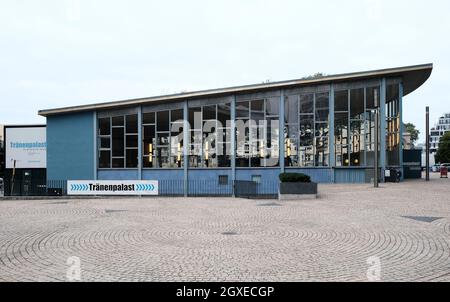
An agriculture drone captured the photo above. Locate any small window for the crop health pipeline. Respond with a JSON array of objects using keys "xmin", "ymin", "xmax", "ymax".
[
  {"xmin": 251, "ymin": 175, "xmax": 262, "ymax": 184},
  {"xmin": 218, "ymin": 175, "xmax": 229, "ymax": 185}
]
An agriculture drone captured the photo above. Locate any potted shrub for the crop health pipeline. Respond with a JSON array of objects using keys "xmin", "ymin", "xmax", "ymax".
[{"xmin": 278, "ymin": 173, "xmax": 318, "ymax": 200}]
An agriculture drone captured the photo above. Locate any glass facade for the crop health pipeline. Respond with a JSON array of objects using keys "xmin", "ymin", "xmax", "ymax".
[
  {"xmin": 285, "ymin": 92, "xmax": 329, "ymax": 167},
  {"xmin": 98, "ymin": 114, "xmax": 138, "ymax": 168},
  {"xmin": 96, "ymin": 81, "xmax": 402, "ymax": 171},
  {"xmin": 236, "ymin": 98, "xmax": 279, "ymax": 167},
  {"xmin": 386, "ymin": 83, "xmax": 400, "ymax": 166},
  {"xmin": 334, "ymin": 86, "xmax": 381, "ymax": 167},
  {"xmin": 188, "ymin": 103, "xmax": 232, "ymax": 168},
  {"xmin": 142, "ymin": 109, "xmax": 184, "ymax": 168}
]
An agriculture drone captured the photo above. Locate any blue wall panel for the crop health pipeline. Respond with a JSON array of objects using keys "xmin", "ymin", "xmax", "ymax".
[
  {"xmin": 187, "ymin": 169, "xmax": 232, "ymax": 196},
  {"xmin": 47, "ymin": 112, "xmax": 94, "ymax": 181},
  {"xmin": 334, "ymin": 169, "xmax": 366, "ymax": 183},
  {"xmin": 235, "ymin": 168, "xmax": 280, "ymax": 181},
  {"xmin": 98, "ymin": 169, "xmax": 138, "ymax": 180}
]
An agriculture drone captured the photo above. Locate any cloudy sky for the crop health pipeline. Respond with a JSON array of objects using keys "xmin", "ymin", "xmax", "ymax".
[{"xmin": 1, "ymin": 0, "xmax": 449, "ymax": 142}]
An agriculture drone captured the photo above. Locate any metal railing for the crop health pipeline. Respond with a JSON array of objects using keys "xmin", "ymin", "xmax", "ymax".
[{"xmin": 2, "ymin": 179, "xmax": 279, "ymax": 198}]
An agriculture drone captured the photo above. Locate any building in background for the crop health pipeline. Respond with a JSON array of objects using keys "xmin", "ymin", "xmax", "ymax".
[
  {"xmin": 430, "ymin": 113, "xmax": 450, "ymax": 153},
  {"xmin": 38, "ymin": 64, "xmax": 432, "ymax": 196},
  {"xmin": 3, "ymin": 125, "xmax": 47, "ymax": 196},
  {"xmin": 402, "ymin": 131, "xmax": 414, "ymax": 150}
]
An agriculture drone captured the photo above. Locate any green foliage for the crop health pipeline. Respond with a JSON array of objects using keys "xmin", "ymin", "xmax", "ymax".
[
  {"xmin": 405, "ymin": 122, "xmax": 420, "ymax": 145},
  {"xmin": 435, "ymin": 132, "xmax": 450, "ymax": 164},
  {"xmin": 279, "ymin": 173, "xmax": 311, "ymax": 183}
]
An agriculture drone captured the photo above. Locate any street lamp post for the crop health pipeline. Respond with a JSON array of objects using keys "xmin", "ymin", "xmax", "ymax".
[
  {"xmin": 426, "ymin": 106, "xmax": 430, "ymax": 181},
  {"xmin": 374, "ymin": 90, "xmax": 379, "ymax": 188}
]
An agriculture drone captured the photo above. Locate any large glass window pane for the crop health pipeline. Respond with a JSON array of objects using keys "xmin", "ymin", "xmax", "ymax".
[
  {"xmin": 235, "ymin": 119, "xmax": 250, "ymax": 167},
  {"xmin": 143, "ymin": 126, "xmax": 155, "ymax": 156},
  {"xmin": 126, "ymin": 149, "xmax": 138, "ymax": 168},
  {"xmin": 300, "ymin": 94, "xmax": 314, "ymax": 114},
  {"xmin": 386, "ymin": 84, "xmax": 400, "ymax": 166},
  {"xmin": 112, "ymin": 116, "xmax": 124, "ymax": 126},
  {"xmin": 189, "ymin": 107, "xmax": 202, "ymax": 130},
  {"xmin": 315, "ymin": 92, "xmax": 329, "ymax": 122},
  {"xmin": 366, "ymin": 86, "xmax": 380, "ymax": 110},
  {"xmin": 171, "ymin": 109, "xmax": 183, "ymax": 123},
  {"xmin": 266, "ymin": 97, "xmax": 279, "ymax": 116},
  {"xmin": 170, "ymin": 122, "xmax": 183, "ymax": 168},
  {"xmin": 251, "ymin": 99, "xmax": 264, "ymax": 123},
  {"xmin": 99, "ymin": 150, "xmax": 110, "ymax": 168},
  {"xmin": 157, "ymin": 132, "xmax": 169, "ymax": 146},
  {"xmin": 350, "ymin": 88, "xmax": 365, "ymax": 120},
  {"xmin": 236, "ymin": 101, "xmax": 249, "ymax": 118},
  {"xmin": 98, "ymin": 118, "xmax": 110, "ymax": 135},
  {"xmin": 285, "ymin": 95, "xmax": 299, "ymax": 124},
  {"xmin": 126, "ymin": 114, "xmax": 138, "ymax": 133},
  {"xmin": 203, "ymin": 105, "xmax": 216, "ymax": 121},
  {"xmin": 143, "ymin": 112, "xmax": 155, "ymax": 124},
  {"xmin": 155, "ymin": 147, "xmax": 169, "ymax": 168},
  {"xmin": 315, "ymin": 137, "xmax": 329, "ymax": 167},
  {"xmin": 126, "ymin": 134, "xmax": 138, "ymax": 148},
  {"xmin": 350, "ymin": 120, "xmax": 364, "ymax": 166},
  {"xmin": 217, "ymin": 103, "xmax": 231, "ymax": 128},
  {"xmin": 112, "ymin": 127, "xmax": 124, "ymax": 157},
  {"xmin": 100, "ymin": 137, "xmax": 110, "ymax": 149},
  {"xmin": 285, "ymin": 124, "xmax": 299, "ymax": 167},
  {"xmin": 334, "ymin": 112, "xmax": 348, "ymax": 167},
  {"xmin": 189, "ymin": 102, "xmax": 202, "ymax": 167},
  {"xmin": 112, "ymin": 158, "xmax": 124, "ymax": 168},
  {"xmin": 335, "ymin": 145, "xmax": 348, "ymax": 167},
  {"xmin": 265, "ymin": 117, "xmax": 279, "ymax": 167},
  {"xmin": 299, "ymin": 116, "xmax": 314, "ymax": 167},
  {"xmin": 335, "ymin": 90, "xmax": 348, "ymax": 112},
  {"xmin": 157, "ymin": 111, "xmax": 170, "ymax": 131}
]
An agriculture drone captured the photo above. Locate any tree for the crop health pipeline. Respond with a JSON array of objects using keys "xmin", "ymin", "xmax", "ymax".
[
  {"xmin": 405, "ymin": 122, "xmax": 420, "ymax": 146},
  {"xmin": 435, "ymin": 132, "xmax": 450, "ymax": 164}
]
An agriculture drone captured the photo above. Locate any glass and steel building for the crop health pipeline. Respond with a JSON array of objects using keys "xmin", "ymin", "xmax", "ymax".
[
  {"xmin": 38, "ymin": 64, "xmax": 432, "ymax": 195},
  {"xmin": 430, "ymin": 113, "xmax": 450, "ymax": 153}
]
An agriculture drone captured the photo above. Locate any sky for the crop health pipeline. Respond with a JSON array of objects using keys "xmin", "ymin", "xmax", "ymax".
[{"xmin": 1, "ymin": 0, "xmax": 449, "ymax": 143}]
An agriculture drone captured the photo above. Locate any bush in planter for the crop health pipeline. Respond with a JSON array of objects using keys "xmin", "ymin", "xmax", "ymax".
[{"xmin": 279, "ymin": 173, "xmax": 311, "ymax": 183}]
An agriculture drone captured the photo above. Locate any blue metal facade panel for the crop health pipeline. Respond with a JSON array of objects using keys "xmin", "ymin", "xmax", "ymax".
[
  {"xmin": 334, "ymin": 169, "xmax": 366, "ymax": 183},
  {"xmin": 187, "ymin": 169, "xmax": 233, "ymax": 196},
  {"xmin": 98, "ymin": 169, "xmax": 139, "ymax": 180},
  {"xmin": 47, "ymin": 112, "xmax": 95, "ymax": 181},
  {"xmin": 235, "ymin": 168, "xmax": 280, "ymax": 181},
  {"xmin": 285, "ymin": 168, "xmax": 333, "ymax": 183}
]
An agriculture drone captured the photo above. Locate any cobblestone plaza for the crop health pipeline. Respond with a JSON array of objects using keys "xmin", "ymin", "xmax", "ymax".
[{"xmin": 0, "ymin": 175, "xmax": 449, "ymax": 282}]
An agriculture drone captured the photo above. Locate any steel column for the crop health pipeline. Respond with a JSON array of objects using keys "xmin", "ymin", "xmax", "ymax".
[
  {"xmin": 279, "ymin": 90, "xmax": 285, "ymax": 173},
  {"xmin": 137, "ymin": 105, "xmax": 143, "ymax": 180},
  {"xmin": 399, "ymin": 82, "xmax": 404, "ymax": 179},
  {"xmin": 231, "ymin": 95, "xmax": 236, "ymax": 196},
  {"xmin": 93, "ymin": 111, "xmax": 97, "ymax": 181},
  {"xmin": 380, "ymin": 78, "xmax": 387, "ymax": 180},
  {"xmin": 426, "ymin": 106, "xmax": 430, "ymax": 181},
  {"xmin": 329, "ymin": 84, "xmax": 335, "ymax": 182},
  {"xmin": 183, "ymin": 101, "xmax": 189, "ymax": 196}
]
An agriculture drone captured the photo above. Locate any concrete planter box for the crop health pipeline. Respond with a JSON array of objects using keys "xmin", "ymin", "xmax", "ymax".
[{"xmin": 279, "ymin": 182, "xmax": 318, "ymax": 200}]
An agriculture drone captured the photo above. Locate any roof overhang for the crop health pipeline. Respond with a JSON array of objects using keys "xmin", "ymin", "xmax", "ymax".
[{"xmin": 38, "ymin": 63, "xmax": 433, "ymax": 117}]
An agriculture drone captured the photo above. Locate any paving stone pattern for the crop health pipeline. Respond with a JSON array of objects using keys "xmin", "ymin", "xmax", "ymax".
[{"xmin": 0, "ymin": 175, "xmax": 449, "ymax": 282}]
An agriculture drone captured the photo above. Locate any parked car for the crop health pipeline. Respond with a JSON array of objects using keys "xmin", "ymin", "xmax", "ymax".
[
  {"xmin": 0, "ymin": 178, "xmax": 3, "ymax": 192},
  {"xmin": 431, "ymin": 165, "xmax": 441, "ymax": 173}
]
